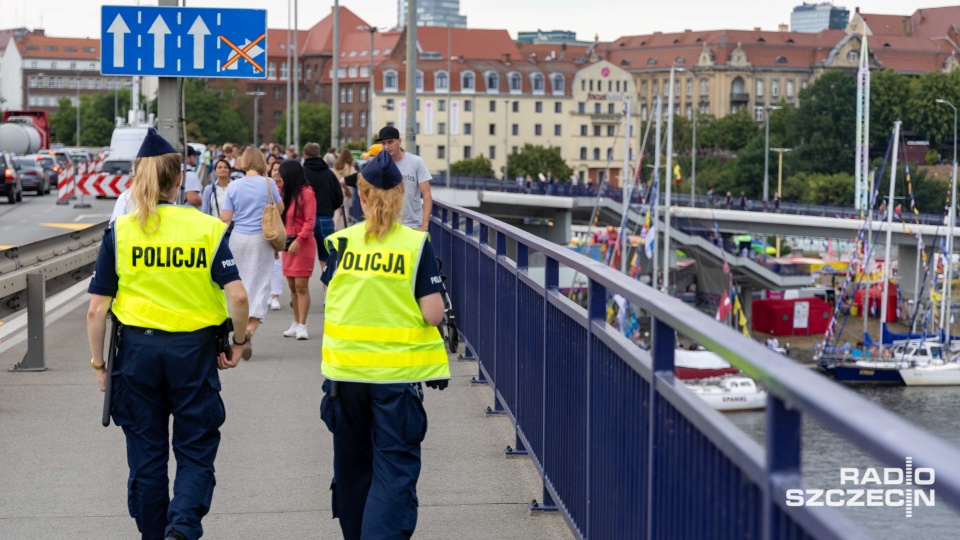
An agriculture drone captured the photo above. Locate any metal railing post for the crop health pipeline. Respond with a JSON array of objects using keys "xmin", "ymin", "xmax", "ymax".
[
  {"xmin": 764, "ymin": 395, "xmax": 802, "ymax": 540},
  {"xmin": 647, "ymin": 316, "xmax": 675, "ymax": 539},
  {"xmin": 10, "ymin": 273, "xmax": 48, "ymax": 372},
  {"xmin": 531, "ymin": 255, "xmax": 560, "ymax": 513}
]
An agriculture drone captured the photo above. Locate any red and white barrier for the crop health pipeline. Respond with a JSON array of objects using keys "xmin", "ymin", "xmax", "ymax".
[
  {"xmin": 56, "ymin": 166, "xmax": 76, "ymax": 202},
  {"xmin": 76, "ymin": 173, "xmax": 132, "ymax": 197}
]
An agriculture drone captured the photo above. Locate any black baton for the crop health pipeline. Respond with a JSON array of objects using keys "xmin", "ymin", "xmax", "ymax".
[{"xmin": 101, "ymin": 312, "xmax": 121, "ymax": 427}]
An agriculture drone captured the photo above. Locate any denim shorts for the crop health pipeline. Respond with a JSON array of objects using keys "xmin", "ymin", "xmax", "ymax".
[{"xmin": 314, "ymin": 216, "xmax": 337, "ymax": 262}]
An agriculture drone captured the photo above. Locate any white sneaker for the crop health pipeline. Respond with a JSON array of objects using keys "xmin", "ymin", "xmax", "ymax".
[
  {"xmin": 269, "ymin": 298, "xmax": 281, "ymax": 311},
  {"xmin": 283, "ymin": 322, "xmax": 299, "ymax": 337},
  {"xmin": 296, "ymin": 325, "xmax": 309, "ymax": 340}
]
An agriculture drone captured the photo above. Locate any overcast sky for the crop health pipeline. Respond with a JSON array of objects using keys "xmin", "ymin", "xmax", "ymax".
[{"xmin": 8, "ymin": 1, "xmax": 936, "ymax": 42}]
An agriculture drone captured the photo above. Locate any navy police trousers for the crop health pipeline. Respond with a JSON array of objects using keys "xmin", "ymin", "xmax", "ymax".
[
  {"xmin": 111, "ymin": 326, "xmax": 225, "ymax": 540},
  {"xmin": 320, "ymin": 380, "xmax": 428, "ymax": 540}
]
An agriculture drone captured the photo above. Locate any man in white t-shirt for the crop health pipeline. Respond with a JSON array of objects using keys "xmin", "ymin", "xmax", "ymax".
[
  {"xmin": 182, "ymin": 146, "xmax": 203, "ymax": 207},
  {"xmin": 375, "ymin": 126, "xmax": 432, "ymax": 231}
]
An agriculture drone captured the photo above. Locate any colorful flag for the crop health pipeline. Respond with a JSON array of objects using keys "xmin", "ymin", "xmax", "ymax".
[
  {"xmin": 644, "ymin": 226, "xmax": 656, "ymax": 258},
  {"xmin": 716, "ymin": 292, "xmax": 732, "ymax": 321}
]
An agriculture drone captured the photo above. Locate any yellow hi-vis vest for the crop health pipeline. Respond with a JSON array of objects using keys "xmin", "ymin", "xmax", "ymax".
[
  {"xmin": 113, "ymin": 205, "xmax": 229, "ymax": 332},
  {"xmin": 322, "ymin": 223, "xmax": 450, "ymax": 383}
]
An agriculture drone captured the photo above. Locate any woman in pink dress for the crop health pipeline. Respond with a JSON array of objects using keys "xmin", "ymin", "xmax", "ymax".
[{"xmin": 279, "ymin": 160, "xmax": 317, "ymax": 340}]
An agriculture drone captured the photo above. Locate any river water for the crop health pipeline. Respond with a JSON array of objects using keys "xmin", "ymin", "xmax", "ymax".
[{"xmin": 726, "ymin": 384, "xmax": 960, "ymax": 539}]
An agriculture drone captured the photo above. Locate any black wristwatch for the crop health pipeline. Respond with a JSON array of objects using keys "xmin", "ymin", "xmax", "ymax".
[{"xmin": 232, "ymin": 333, "xmax": 248, "ymax": 346}]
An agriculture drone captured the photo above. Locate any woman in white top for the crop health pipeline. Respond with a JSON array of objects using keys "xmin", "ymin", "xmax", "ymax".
[
  {"xmin": 200, "ymin": 158, "xmax": 232, "ymax": 217},
  {"xmin": 219, "ymin": 147, "xmax": 284, "ymax": 359}
]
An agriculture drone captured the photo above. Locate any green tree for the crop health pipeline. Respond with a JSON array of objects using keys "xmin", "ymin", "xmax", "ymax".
[
  {"xmin": 182, "ymin": 79, "xmax": 249, "ymax": 144},
  {"xmin": 272, "ymin": 101, "xmax": 332, "ymax": 152},
  {"xmin": 715, "ymin": 108, "xmax": 759, "ymax": 151},
  {"xmin": 870, "ymin": 69, "xmax": 911, "ymax": 148},
  {"xmin": 50, "ymin": 97, "xmax": 77, "ymax": 145},
  {"xmin": 905, "ymin": 70, "xmax": 960, "ymax": 148},
  {"xmin": 790, "ymin": 70, "xmax": 857, "ymax": 175},
  {"xmin": 450, "ymin": 155, "xmax": 494, "ymax": 177},
  {"xmin": 505, "ymin": 143, "xmax": 572, "ymax": 179}
]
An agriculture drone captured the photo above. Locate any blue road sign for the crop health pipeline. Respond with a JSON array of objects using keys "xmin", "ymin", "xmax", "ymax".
[{"xmin": 100, "ymin": 5, "xmax": 267, "ymax": 78}]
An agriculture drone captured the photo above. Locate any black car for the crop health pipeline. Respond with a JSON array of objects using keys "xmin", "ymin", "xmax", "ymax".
[
  {"xmin": 0, "ymin": 152, "xmax": 24, "ymax": 204},
  {"xmin": 15, "ymin": 157, "xmax": 52, "ymax": 195}
]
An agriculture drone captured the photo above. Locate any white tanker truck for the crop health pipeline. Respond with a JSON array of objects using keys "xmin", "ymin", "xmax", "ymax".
[{"xmin": 0, "ymin": 110, "xmax": 52, "ymax": 154}]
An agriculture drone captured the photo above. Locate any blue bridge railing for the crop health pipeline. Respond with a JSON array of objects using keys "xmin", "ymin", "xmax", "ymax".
[{"xmin": 429, "ymin": 199, "xmax": 960, "ymax": 540}]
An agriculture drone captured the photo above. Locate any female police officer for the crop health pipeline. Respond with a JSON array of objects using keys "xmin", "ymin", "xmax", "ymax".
[
  {"xmin": 87, "ymin": 129, "xmax": 250, "ymax": 540},
  {"xmin": 319, "ymin": 150, "xmax": 449, "ymax": 539}
]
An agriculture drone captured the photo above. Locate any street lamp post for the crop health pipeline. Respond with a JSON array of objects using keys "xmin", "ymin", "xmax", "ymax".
[
  {"xmin": 759, "ymin": 105, "xmax": 782, "ymax": 203},
  {"xmin": 358, "ymin": 25, "xmax": 379, "ymax": 145},
  {"xmin": 246, "ymin": 91, "xmax": 266, "ymax": 147},
  {"xmin": 504, "ymin": 99, "xmax": 510, "ymax": 181},
  {"xmin": 446, "ymin": 26, "xmax": 452, "ymax": 187},
  {"xmin": 76, "ymin": 72, "xmax": 81, "ymax": 146},
  {"xmin": 936, "ymin": 98, "xmax": 958, "ymax": 341},
  {"xmin": 770, "ymin": 147, "xmax": 793, "ymax": 257}
]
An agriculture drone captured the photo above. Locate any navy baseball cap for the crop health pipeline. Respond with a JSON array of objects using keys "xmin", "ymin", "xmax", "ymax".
[
  {"xmin": 360, "ymin": 151, "xmax": 403, "ymax": 190},
  {"xmin": 137, "ymin": 128, "xmax": 177, "ymax": 158}
]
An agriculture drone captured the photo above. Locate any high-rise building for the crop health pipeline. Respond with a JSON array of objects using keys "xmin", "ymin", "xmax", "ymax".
[
  {"xmin": 397, "ymin": 0, "xmax": 467, "ymax": 29},
  {"xmin": 517, "ymin": 29, "xmax": 590, "ymax": 46},
  {"xmin": 791, "ymin": 3, "xmax": 850, "ymax": 33}
]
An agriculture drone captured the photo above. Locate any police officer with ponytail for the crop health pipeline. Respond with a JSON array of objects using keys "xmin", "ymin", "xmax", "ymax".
[
  {"xmin": 86, "ymin": 129, "xmax": 250, "ymax": 540},
  {"xmin": 320, "ymin": 150, "xmax": 449, "ymax": 539}
]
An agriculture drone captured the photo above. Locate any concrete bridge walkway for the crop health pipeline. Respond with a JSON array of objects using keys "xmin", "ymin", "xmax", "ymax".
[{"xmin": 0, "ymin": 275, "xmax": 573, "ymax": 539}]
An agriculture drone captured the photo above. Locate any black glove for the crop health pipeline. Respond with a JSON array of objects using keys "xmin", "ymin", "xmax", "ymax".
[{"xmin": 425, "ymin": 379, "xmax": 449, "ymax": 391}]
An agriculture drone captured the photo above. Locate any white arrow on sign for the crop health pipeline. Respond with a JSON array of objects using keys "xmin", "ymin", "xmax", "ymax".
[
  {"xmin": 224, "ymin": 39, "xmax": 264, "ymax": 71},
  {"xmin": 107, "ymin": 14, "xmax": 130, "ymax": 68},
  {"xmin": 147, "ymin": 15, "xmax": 171, "ymax": 69},
  {"xmin": 187, "ymin": 16, "xmax": 210, "ymax": 70}
]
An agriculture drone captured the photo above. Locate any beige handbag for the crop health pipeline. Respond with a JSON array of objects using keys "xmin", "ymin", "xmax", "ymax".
[{"xmin": 261, "ymin": 177, "xmax": 286, "ymax": 251}]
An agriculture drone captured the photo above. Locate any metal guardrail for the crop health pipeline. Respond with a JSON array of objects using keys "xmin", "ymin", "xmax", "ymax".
[
  {"xmin": 430, "ymin": 199, "xmax": 960, "ymax": 539},
  {"xmin": 436, "ymin": 174, "xmax": 948, "ymax": 225},
  {"xmin": 1, "ymin": 222, "xmax": 106, "ymax": 370}
]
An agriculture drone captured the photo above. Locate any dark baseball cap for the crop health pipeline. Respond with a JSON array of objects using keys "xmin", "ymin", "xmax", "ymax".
[{"xmin": 374, "ymin": 126, "xmax": 401, "ymax": 142}]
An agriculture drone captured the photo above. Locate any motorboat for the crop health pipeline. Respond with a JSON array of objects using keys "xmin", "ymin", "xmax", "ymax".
[
  {"xmin": 899, "ymin": 361, "xmax": 960, "ymax": 386},
  {"xmin": 674, "ymin": 348, "xmax": 739, "ymax": 380},
  {"xmin": 684, "ymin": 376, "xmax": 767, "ymax": 412}
]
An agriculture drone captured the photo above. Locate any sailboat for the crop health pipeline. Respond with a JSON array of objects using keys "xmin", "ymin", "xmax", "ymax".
[{"xmin": 821, "ymin": 121, "xmax": 908, "ymax": 384}]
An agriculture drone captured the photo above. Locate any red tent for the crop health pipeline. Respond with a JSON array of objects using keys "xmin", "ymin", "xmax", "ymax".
[
  {"xmin": 854, "ymin": 283, "xmax": 898, "ymax": 323},
  {"xmin": 751, "ymin": 297, "xmax": 832, "ymax": 336}
]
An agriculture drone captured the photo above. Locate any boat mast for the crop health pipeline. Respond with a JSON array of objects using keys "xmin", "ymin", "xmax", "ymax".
[
  {"xmin": 652, "ymin": 94, "xmax": 663, "ymax": 289},
  {"xmin": 880, "ymin": 121, "xmax": 902, "ymax": 357},
  {"xmin": 662, "ymin": 67, "xmax": 677, "ymax": 293}
]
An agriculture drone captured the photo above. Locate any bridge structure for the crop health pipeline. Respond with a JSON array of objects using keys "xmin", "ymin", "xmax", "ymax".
[
  {"xmin": 433, "ymin": 184, "xmax": 957, "ymax": 303},
  {"xmin": 4, "ymin": 200, "xmax": 960, "ymax": 538}
]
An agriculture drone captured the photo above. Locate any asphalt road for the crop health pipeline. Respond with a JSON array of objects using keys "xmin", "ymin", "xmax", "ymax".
[{"xmin": 0, "ymin": 192, "xmax": 116, "ymax": 248}]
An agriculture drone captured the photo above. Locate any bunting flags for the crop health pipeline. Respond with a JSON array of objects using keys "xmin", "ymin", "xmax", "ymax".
[
  {"xmin": 734, "ymin": 295, "xmax": 749, "ymax": 336},
  {"xmin": 644, "ymin": 225, "xmax": 656, "ymax": 258}
]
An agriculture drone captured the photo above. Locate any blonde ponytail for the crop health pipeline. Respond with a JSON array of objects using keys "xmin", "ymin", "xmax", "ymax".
[
  {"xmin": 358, "ymin": 176, "xmax": 405, "ymax": 242},
  {"xmin": 130, "ymin": 154, "xmax": 182, "ymax": 233}
]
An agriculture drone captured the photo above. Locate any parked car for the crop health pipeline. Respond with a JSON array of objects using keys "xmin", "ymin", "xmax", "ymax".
[
  {"xmin": 0, "ymin": 152, "xmax": 24, "ymax": 204},
  {"xmin": 15, "ymin": 156, "xmax": 52, "ymax": 195}
]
